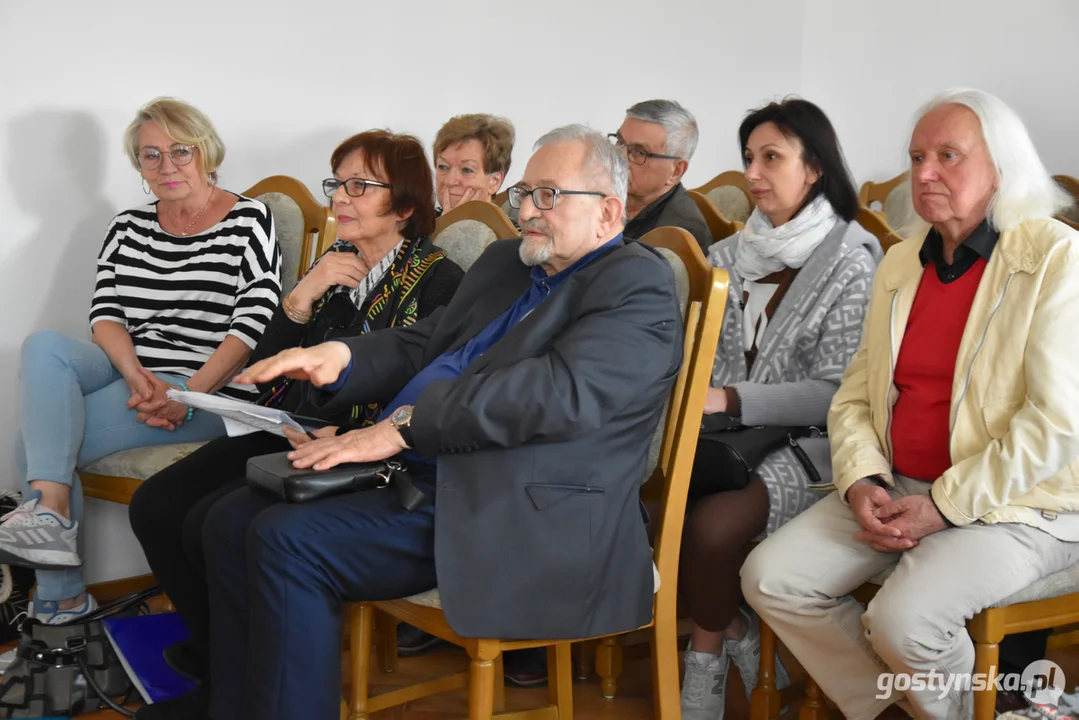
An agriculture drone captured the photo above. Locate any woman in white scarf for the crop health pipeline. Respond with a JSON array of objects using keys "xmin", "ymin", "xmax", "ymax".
[{"xmin": 681, "ymin": 99, "xmax": 881, "ymax": 720}]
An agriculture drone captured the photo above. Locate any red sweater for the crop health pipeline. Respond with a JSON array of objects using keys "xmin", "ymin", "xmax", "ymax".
[{"xmin": 890, "ymin": 259, "xmax": 987, "ymax": 481}]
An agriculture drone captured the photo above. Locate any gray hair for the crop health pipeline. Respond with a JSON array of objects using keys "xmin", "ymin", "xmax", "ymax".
[
  {"xmin": 533, "ymin": 124, "xmax": 629, "ymax": 206},
  {"xmin": 625, "ymin": 99, "xmax": 699, "ymax": 160},
  {"xmin": 911, "ymin": 88, "xmax": 1072, "ymax": 231}
]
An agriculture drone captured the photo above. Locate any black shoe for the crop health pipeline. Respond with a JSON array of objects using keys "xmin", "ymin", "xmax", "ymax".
[
  {"xmin": 135, "ymin": 685, "xmax": 210, "ymax": 719},
  {"xmin": 163, "ymin": 640, "xmax": 209, "ymax": 684},
  {"xmin": 503, "ymin": 648, "xmax": 547, "ymax": 687},
  {"xmin": 396, "ymin": 622, "xmax": 446, "ymax": 656}
]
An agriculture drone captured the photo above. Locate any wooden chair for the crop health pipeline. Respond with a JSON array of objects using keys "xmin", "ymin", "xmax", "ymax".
[
  {"xmin": 855, "ymin": 207, "xmax": 904, "ymax": 254},
  {"xmin": 432, "ymin": 200, "xmax": 519, "ymax": 271},
  {"xmin": 78, "ymin": 175, "xmax": 336, "ymax": 506},
  {"xmin": 1053, "ymin": 174, "xmax": 1079, "ymax": 230},
  {"xmin": 858, "ymin": 171, "xmax": 908, "ymax": 211},
  {"xmin": 492, "ymin": 189, "xmax": 510, "ymax": 208},
  {"xmin": 343, "ymin": 226, "xmax": 730, "ymax": 720},
  {"xmin": 753, "ymin": 566, "xmax": 1079, "ymax": 719},
  {"xmin": 687, "ymin": 189, "xmax": 744, "ymax": 242},
  {"xmin": 693, "ymin": 171, "xmax": 753, "ymax": 225}
]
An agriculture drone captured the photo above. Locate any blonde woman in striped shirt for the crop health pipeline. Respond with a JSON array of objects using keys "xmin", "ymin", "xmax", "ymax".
[{"xmin": 0, "ymin": 97, "xmax": 280, "ymax": 624}]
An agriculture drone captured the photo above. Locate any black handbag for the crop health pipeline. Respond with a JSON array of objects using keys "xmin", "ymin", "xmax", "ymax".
[
  {"xmin": 689, "ymin": 412, "xmax": 823, "ymax": 499},
  {"xmin": 0, "ymin": 586, "xmax": 160, "ymax": 718},
  {"xmin": 246, "ymin": 451, "xmax": 427, "ymax": 511}
]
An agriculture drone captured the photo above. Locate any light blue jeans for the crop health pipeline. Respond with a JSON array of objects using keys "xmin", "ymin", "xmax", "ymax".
[{"xmin": 17, "ymin": 330, "xmax": 227, "ymax": 602}]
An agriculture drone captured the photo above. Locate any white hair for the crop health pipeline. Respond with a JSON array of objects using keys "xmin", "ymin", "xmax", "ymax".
[
  {"xmin": 625, "ymin": 99, "xmax": 700, "ymax": 160},
  {"xmin": 533, "ymin": 124, "xmax": 629, "ymax": 206},
  {"xmin": 910, "ymin": 88, "xmax": 1072, "ymax": 231}
]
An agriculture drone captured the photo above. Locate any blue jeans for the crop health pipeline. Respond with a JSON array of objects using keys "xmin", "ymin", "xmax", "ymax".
[
  {"xmin": 17, "ymin": 330, "xmax": 227, "ymax": 602},
  {"xmin": 204, "ymin": 475, "xmax": 437, "ymax": 720}
]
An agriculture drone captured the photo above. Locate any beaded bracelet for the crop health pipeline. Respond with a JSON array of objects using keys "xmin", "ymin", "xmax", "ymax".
[{"xmin": 179, "ymin": 382, "xmax": 194, "ymax": 423}]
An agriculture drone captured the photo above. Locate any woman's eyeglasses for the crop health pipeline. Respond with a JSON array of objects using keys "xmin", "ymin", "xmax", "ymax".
[
  {"xmin": 322, "ymin": 178, "xmax": 393, "ymax": 198},
  {"xmin": 137, "ymin": 144, "xmax": 197, "ymax": 171}
]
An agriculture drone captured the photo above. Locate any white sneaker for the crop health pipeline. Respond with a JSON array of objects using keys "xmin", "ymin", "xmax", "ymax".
[
  {"xmin": 0, "ymin": 495, "xmax": 80, "ymax": 569},
  {"xmin": 681, "ymin": 648, "xmax": 729, "ymax": 720},
  {"xmin": 724, "ymin": 606, "xmax": 790, "ymax": 699},
  {"xmin": 29, "ymin": 593, "xmax": 98, "ymax": 624}
]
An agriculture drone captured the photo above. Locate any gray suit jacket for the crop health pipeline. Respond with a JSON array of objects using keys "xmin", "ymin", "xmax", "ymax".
[{"xmin": 310, "ymin": 237, "xmax": 683, "ymax": 639}]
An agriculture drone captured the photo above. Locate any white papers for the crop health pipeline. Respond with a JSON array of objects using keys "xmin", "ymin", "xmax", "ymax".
[{"xmin": 166, "ymin": 389, "xmax": 306, "ymax": 438}]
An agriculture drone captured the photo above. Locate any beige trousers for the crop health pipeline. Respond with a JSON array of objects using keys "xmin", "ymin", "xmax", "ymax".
[{"xmin": 741, "ymin": 476, "xmax": 1079, "ymax": 720}]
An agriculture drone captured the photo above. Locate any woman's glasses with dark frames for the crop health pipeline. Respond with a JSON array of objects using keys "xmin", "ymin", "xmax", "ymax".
[{"xmin": 322, "ymin": 178, "xmax": 393, "ymax": 198}]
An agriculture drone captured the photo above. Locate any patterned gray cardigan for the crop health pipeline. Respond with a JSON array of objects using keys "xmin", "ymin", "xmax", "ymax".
[{"xmin": 706, "ymin": 219, "xmax": 881, "ymax": 525}]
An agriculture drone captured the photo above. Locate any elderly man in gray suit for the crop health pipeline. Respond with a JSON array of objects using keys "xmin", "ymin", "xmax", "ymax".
[{"xmin": 195, "ymin": 125, "xmax": 684, "ymax": 720}]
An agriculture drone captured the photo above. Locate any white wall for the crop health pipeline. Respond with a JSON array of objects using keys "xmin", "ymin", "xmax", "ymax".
[
  {"xmin": 0, "ymin": 0, "xmax": 805, "ymax": 583},
  {"xmin": 800, "ymin": 0, "xmax": 1079, "ymax": 183}
]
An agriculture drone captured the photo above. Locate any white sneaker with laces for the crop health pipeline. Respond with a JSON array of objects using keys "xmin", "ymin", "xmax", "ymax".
[
  {"xmin": 724, "ymin": 606, "xmax": 790, "ymax": 699},
  {"xmin": 0, "ymin": 495, "xmax": 80, "ymax": 569},
  {"xmin": 681, "ymin": 647, "xmax": 729, "ymax": 720}
]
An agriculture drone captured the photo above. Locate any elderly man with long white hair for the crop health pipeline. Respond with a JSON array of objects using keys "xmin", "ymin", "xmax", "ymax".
[{"xmin": 741, "ymin": 88, "xmax": 1079, "ymax": 719}]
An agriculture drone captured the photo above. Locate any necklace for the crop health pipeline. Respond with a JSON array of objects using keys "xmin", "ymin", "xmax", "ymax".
[{"xmin": 177, "ymin": 187, "xmax": 215, "ymax": 236}]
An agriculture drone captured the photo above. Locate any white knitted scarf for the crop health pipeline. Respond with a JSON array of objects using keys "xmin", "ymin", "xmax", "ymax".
[{"xmin": 734, "ymin": 195, "xmax": 838, "ymax": 281}]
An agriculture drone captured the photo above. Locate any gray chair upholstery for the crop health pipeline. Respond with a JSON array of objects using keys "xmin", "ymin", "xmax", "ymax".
[
  {"xmin": 81, "ymin": 441, "xmax": 207, "ymax": 480},
  {"xmin": 880, "ymin": 181, "xmax": 914, "ymax": 239},
  {"xmin": 433, "ymin": 220, "xmax": 498, "ymax": 271},
  {"xmin": 255, "ymin": 191, "xmax": 307, "ymax": 294},
  {"xmin": 866, "ymin": 561, "xmax": 1079, "ymax": 607},
  {"xmin": 706, "ymin": 186, "xmax": 751, "ymax": 225}
]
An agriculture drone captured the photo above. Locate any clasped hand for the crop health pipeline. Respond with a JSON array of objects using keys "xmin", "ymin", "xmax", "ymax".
[
  {"xmin": 126, "ymin": 367, "xmax": 189, "ymax": 431},
  {"xmin": 847, "ymin": 478, "xmax": 949, "ymax": 552}
]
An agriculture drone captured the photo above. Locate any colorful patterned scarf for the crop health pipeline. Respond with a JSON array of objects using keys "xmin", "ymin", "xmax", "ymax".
[{"xmin": 260, "ymin": 235, "xmax": 447, "ymax": 427}]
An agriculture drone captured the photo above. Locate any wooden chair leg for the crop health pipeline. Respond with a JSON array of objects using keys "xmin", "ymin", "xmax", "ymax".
[
  {"xmin": 467, "ymin": 640, "xmax": 499, "ymax": 720},
  {"xmin": 750, "ymin": 620, "xmax": 782, "ymax": 720},
  {"xmin": 595, "ymin": 636, "xmax": 624, "ymax": 699},
  {"xmin": 969, "ymin": 608, "xmax": 1006, "ymax": 720},
  {"xmin": 375, "ymin": 611, "xmax": 398, "ymax": 674},
  {"xmin": 650, "ymin": 618, "xmax": 682, "ymax": 720},
  {"xmin": 493, "ymin": 651, "xmax": 506, "ymax": 712},
  {"xmin": 547, "ymin": 643, "xmax": 574, "ymax": 719},
  {"xmin": 972, "ymin": 635, "xmax": 1001, "ymax": 720},
  {"xmin": 573, "ymin": 639, "xmax": 595, "ymax": 681},
  {"xmin": 347, "ymin": 603, "xmax": 374, "ymax": 720},
  {"xmin": 799, "ymin": 674, "xmax": 826, "ymax": 720}
]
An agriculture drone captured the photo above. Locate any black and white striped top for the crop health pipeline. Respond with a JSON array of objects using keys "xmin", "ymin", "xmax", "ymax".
[{"xmin": 89, "ymin": 195, "xmax": 281, "ymax": 399}]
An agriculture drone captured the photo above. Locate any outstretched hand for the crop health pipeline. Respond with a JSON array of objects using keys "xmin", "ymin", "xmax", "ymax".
[{"xmin": 234, "ymin": 342, "xmax": 352, "ymax": 387}]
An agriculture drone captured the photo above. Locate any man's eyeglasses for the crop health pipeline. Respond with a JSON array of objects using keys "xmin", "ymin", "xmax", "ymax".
[
  {"xmin": 137, "ymin": 144, "xmax": 197, "ymax": 171},
  {"xmin": 323, "ymin": 177, "xmax": 393, "ymax": 198},
  {"xmin": 507, "ymin": 185, "xmax": 606, "ymax": 211},
  {"xmin": 607, "ymin": 133, "xmax": 681, "ymax": 166}
]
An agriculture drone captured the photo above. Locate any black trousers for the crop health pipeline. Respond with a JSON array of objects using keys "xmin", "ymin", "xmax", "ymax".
[{"xmin": 128, "ymin": 432, "xmax": 291, "ymax": 655}]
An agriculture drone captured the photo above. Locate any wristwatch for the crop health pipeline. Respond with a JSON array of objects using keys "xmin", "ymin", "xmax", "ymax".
[{"xmin": 389, "ymin": 405, "xmax": 414, "ymax": 448}]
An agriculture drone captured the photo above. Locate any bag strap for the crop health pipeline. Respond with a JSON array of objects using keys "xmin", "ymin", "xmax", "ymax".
[{"xmin": 76, "ymin": 655, "xmax": 136, "ymax": 718}]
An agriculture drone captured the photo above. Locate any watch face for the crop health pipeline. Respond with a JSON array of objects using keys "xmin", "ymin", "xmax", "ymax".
[{"xmin": 392, "ymin": 406, "xmax": 412, "ymax": 425}]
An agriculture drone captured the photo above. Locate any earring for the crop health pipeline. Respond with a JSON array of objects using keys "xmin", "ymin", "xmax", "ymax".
[{"xmin": 141, "ymin": 179, "xmax": 151, "ymax": 195}]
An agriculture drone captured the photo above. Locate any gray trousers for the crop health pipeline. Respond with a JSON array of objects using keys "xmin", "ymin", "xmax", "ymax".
[{"xmin": 741, "ymin": 476, "xmax": 1079, "ymax": 720}]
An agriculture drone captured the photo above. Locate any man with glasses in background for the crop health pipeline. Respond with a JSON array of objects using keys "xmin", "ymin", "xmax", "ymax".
[
  {"xmin": 610, "ymin": 99, "xmax": 713, "ymax": 252},
  {"xmin": 207, "ymin": 125, "xmax": 684, "ymax": 720}
]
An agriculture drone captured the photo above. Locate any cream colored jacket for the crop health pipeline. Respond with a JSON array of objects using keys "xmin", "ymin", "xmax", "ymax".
[{"xmin": 829, "ymin": 218, "xmax": 1079, "ymax": 529}]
